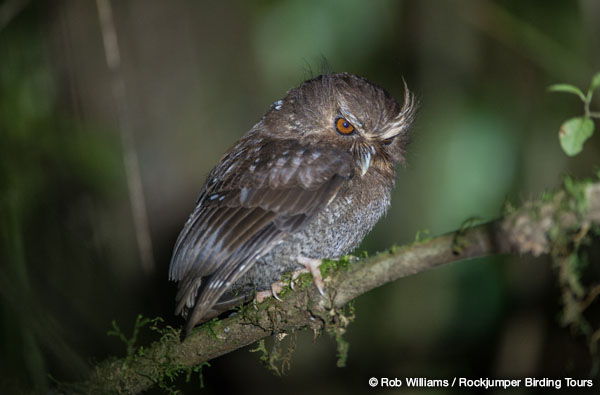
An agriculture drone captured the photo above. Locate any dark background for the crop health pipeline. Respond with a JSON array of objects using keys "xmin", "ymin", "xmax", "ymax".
[{"xmin": 1, "ymin": 0, "xmax": 599, "ymax": 394}]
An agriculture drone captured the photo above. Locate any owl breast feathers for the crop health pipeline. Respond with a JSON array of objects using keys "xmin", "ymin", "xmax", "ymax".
[{"xmin": 169, "ymin": 72, "xmax": 416, "ymax": 332}]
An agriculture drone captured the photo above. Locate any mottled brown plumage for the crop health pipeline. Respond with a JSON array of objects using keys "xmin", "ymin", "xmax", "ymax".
[{"xmin": 169, "ymin": 73, "xmax": 416, "ymax": 333}]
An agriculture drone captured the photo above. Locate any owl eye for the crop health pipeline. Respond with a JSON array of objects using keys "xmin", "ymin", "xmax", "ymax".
[
  {"xmin": 335, "ymin": 117, "xmax": 355, "ymax": 135},
  {"xmin": 382, "ymin": 137, "xmax": 395, "ymax": 146}
]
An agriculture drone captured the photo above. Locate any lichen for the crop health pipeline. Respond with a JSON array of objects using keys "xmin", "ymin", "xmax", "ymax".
[
  {"xmin": 549, "ymin": 178, "xmax": 600, "ymax": 375},
  {"xmin": 451, "ymin": 217, "xmax": 482, "ymax": 255},
  {"xmin": 414, "ymin": 229, "xmax": 432, "ymax": 243},
  {"xmin": 319, "ymin": 254, "xmax": 353, "ymax": 278},
  {"xmin": 324, "ymin": 301, "xmax": 355, "ymax": 367},
  {"xmin": 98, "ymin": 314, "xmax": 213, "ymax": 393},
  {"xmin": 202, "ymin": 317, "xmax": 223, "ymax": 342},
  {"xmin": 249, "ymin": 333, "xmax": 297, "ymax": 376},
  {"xmin": 563, "ymin": 176, "xmax": 589, "ymax": 216},
  {"xmin": 107, "ymin": 314, "xmax": 164, "ymax": 361}
]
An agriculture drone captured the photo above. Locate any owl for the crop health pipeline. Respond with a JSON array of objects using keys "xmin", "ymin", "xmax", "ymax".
[{"xmin": 169, "ymin": 72, "xmax": 416, "ymax": 333}]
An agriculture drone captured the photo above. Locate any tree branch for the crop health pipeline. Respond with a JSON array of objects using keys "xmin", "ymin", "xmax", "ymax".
[{"xmin": 76, "ymin": 179, "xmax": 600, "ymax": 394}]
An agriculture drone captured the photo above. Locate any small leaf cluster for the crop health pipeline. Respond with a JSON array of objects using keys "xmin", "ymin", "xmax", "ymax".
[{"xmin": 548, "ymin": 72, "xmax": 600, "ymax": 156}]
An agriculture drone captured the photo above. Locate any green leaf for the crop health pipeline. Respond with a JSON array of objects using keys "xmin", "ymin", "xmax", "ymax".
[
  {"xmin": 548, "ymin": 84, "xmax": 586, "ymax": 101},
  {"xmin": 590, "ymin": 71, "xmax": 600, "ymax": 92},
  {"xmin": 559, "ymin": 116, "xmax": 594, "ymax": 156}
]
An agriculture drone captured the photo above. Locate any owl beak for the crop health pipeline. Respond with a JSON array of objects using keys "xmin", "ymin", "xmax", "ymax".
[{"xmin": 357, "ymin": 151, "xmax": 371, "ymax": 176}]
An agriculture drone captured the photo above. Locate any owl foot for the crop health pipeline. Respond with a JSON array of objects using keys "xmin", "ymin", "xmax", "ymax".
[
  {"xmin": 296, "ymin": 256, "xmax": 325, "ymax": 297},
  {"xmin": 254, "ymin": 281, "xmax": 285, "ymax": 304}
]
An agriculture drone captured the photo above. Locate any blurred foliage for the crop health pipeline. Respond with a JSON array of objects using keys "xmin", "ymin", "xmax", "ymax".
[
  {"xmin": 0, "ymin": 9, "xmax": 128, "ymax": 392},
  {"xmin": 250, "ymin": 0, "xmax": 398, "ymax": 90},
  {"xmin": 0, "ymin": 0, "xmax": 599, "ymax": 394}
]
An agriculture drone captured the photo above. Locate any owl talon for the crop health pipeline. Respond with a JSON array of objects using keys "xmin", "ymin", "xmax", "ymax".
[
  {"xmin": 289, "ymin": 268, "xmax": 310, "ymax": 290},
  {"xmin": 297, "ymin": 256, "xmax": 325, "ymax": 297},
  {"xmin": 254, "ymin": 281, "xmax": 285, "ymax": 304},
  {"xmin": 316, "ymin": 282, "xmax": 326, "ymax": 297},
  {"xmin": 272, "ymin": 282, "xmax": 283, "ymax": 301}
]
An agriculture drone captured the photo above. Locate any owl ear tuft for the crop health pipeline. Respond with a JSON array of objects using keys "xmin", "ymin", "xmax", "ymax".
[{"xmin": 399, "ymin": 79, "xmax": 418, "ymax": 127}]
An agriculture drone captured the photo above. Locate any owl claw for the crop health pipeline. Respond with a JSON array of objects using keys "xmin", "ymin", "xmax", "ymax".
[
  {"xmin": 254, "ymin": 281, "xmax": 285, "ymax": 304},
  {"xmin": 272, "ymin": 282, "xmax": 283, "ymax": 301},
  {"xmin": 289, "ymin": 268, "xmax": 309, "ymax": 290},
  {"xmin": 297, "ymin": 256, "xmax": 326, "ymax": 297},
  {"xmin": 254, "ymin": 256, "xmax": 326, "ymax": 306}
]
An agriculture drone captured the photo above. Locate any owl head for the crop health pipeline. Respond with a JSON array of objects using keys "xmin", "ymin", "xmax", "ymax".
[{"xmin": 260, "ymin": 73, "xmax": 417, "ymax": 178}]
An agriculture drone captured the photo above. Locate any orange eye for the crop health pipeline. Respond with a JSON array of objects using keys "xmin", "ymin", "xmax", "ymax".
[
  {"xmin": 383, "ymin": 137, "xmax": 394, "ymax": 146},
  {"xmin": 335, "ymin": 117, "xmax": 355, "ymax": 135}
]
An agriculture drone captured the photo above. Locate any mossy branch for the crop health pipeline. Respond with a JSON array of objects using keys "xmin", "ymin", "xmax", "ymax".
[{"xmin": 75, "ymin": 179, "xmax": 600, "ymax": 394}]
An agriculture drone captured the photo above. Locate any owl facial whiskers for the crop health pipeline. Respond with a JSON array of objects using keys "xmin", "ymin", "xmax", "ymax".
[{"xmin": 351, "ymin": 141, "xmax": 373, "ymax": 177}]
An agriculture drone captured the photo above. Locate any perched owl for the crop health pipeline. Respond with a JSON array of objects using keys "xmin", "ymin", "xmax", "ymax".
[{"xmin": 169, "ymin": 72, "xmax": 416, "ymax": 333}]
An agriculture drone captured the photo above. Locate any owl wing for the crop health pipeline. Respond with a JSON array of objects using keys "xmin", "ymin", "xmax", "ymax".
[{"xmin": 169, "ymin": 137, "xmax": 354, "ymax": 329}]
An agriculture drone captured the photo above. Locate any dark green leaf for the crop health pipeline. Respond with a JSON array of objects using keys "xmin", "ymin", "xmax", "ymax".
[{"xmin": 558, "ymin": 116, "xmax": 594, "ymax": 156}]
